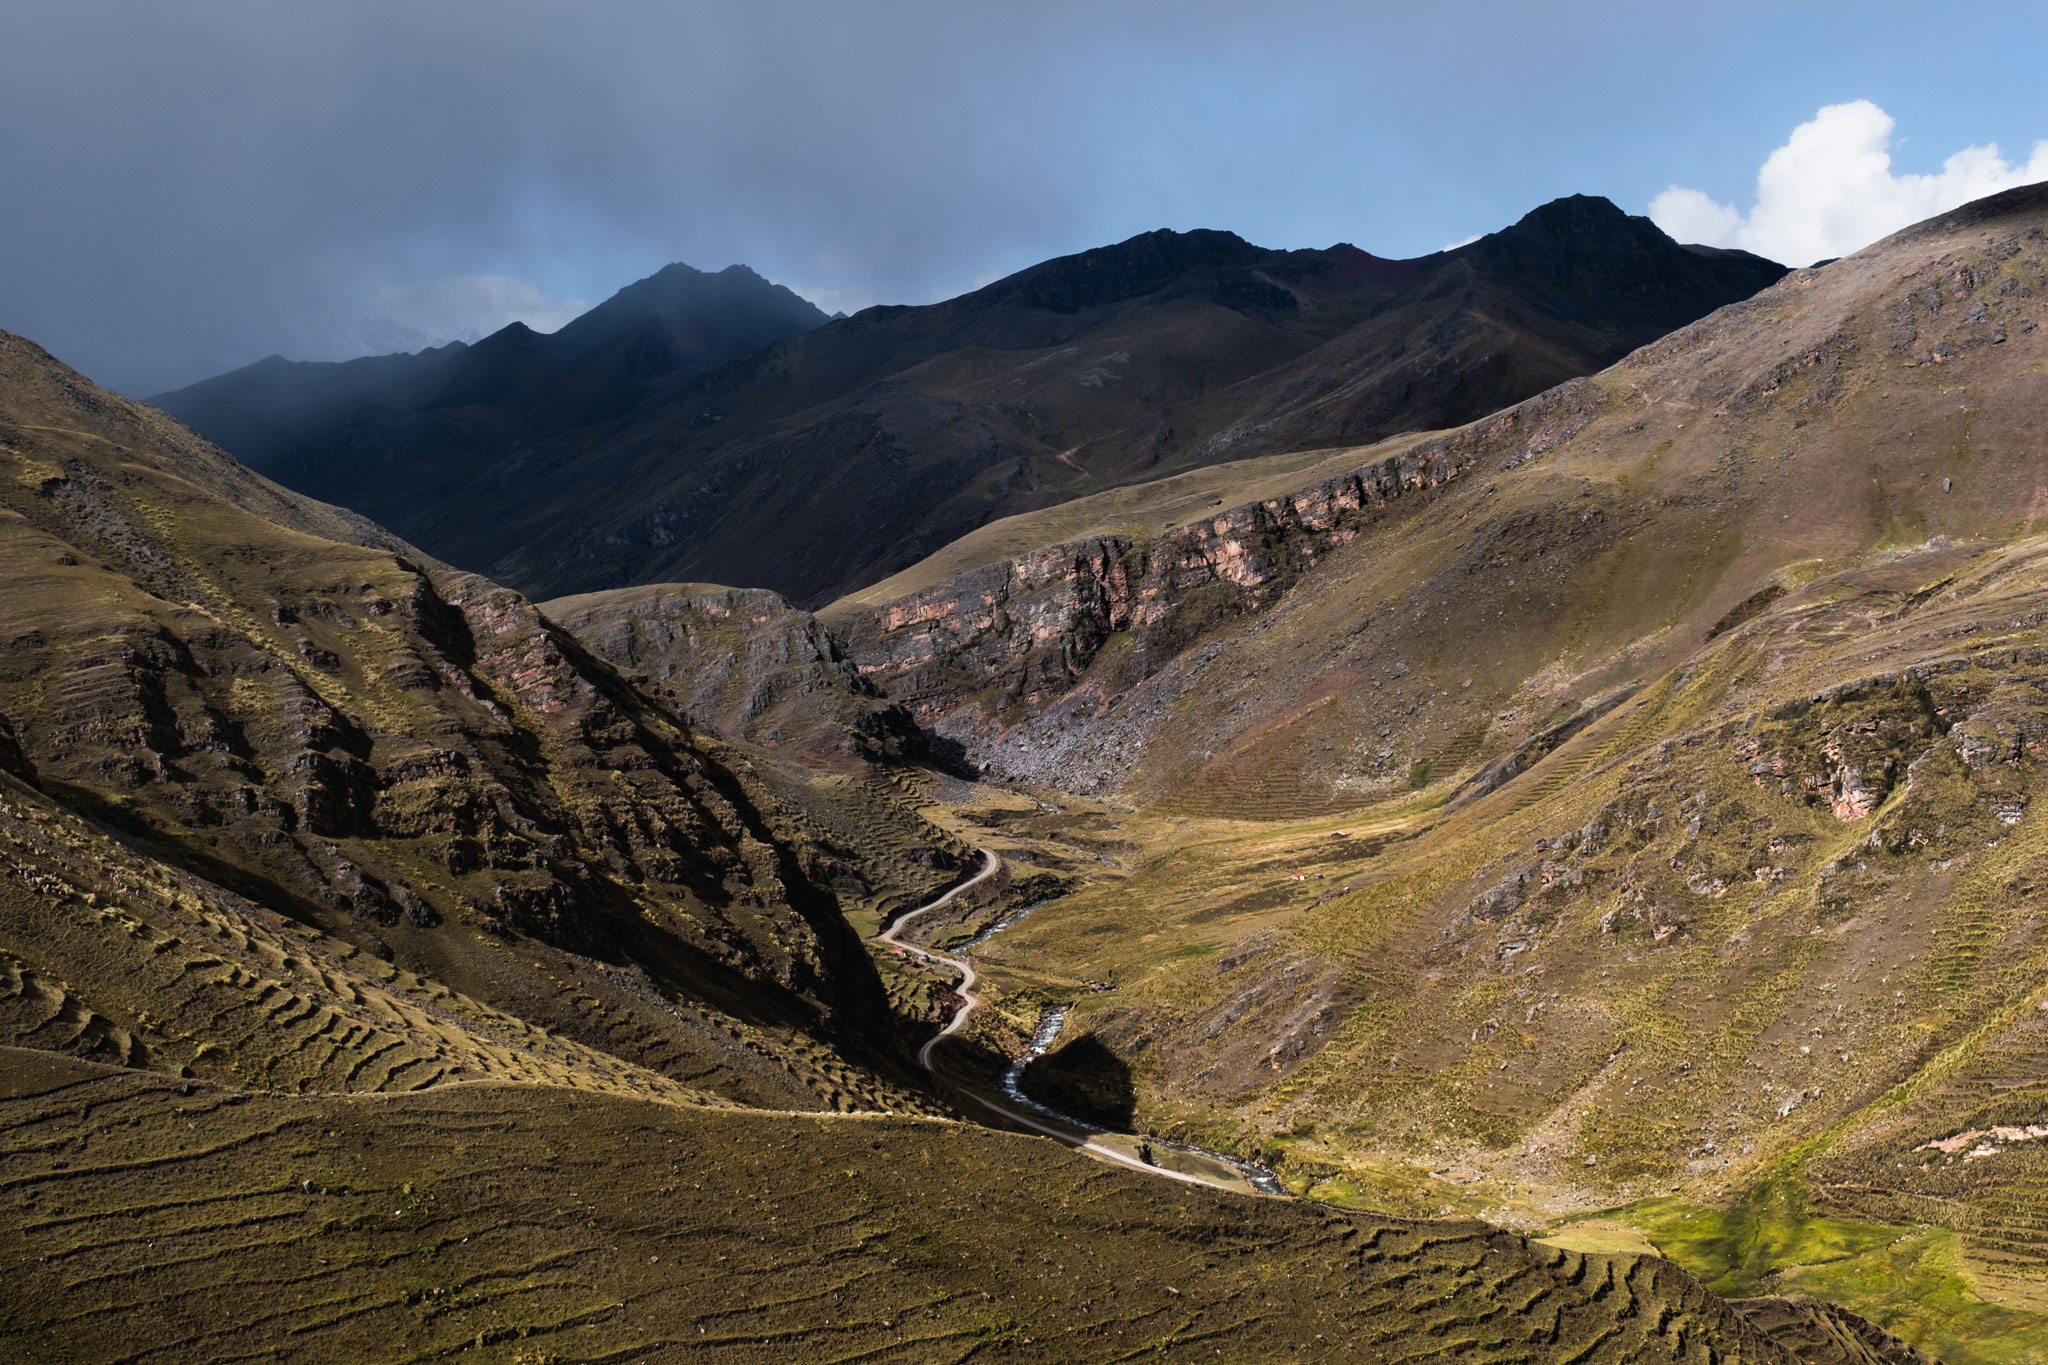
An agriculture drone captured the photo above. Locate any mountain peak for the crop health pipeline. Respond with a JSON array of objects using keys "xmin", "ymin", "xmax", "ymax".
[
  {"xmin": 1480, "ymin": 193, "xmax": 1663, "ymax": 252},
  {"xmin": 1453, "ymin": 191, "xmax": 1784, "ymax": 311},
  {"xmin": 1511, "ymin": 192, "xmax": 1631, "ymax": 228},
  {"xmin": 547, "ymin": 260, "xmax": 828, "ymax": 361},
  {"xmin": 969, "ymin": 227, "xmax": 1272, "ymax": 315}
]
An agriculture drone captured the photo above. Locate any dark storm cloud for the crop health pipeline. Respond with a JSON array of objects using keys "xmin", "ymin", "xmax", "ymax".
[
  {"xmin": 5, "ymin": 0, "xmax": 1255, "ymax": 392},
  {"xmin": 2, "ymin": 0, "xmax": 2043, "ymax": 395}
]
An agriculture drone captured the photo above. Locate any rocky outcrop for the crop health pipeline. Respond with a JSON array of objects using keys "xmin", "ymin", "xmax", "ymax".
[
  {"xmin": 542, "ymin": 582, "xmax": 925, "ymax": 768},
  {"xmin": 834, "ymin": 379, "xmax": 1604, "ymax": 762},
  {"xmin": 0, "ymin": 713, "xmax": 37, "ymax": 788}
]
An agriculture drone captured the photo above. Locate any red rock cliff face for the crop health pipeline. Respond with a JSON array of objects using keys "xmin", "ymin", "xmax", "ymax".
[{"xmin": 836, "ymin": 379, "xmax": 1604, "ymax": 763}]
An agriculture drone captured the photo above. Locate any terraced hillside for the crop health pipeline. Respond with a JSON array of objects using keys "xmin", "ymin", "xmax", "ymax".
[
  {"xmin": 0, "ymin": 755, "xmax": 731, "ymax": 1104},
  {"xmin": 0, "ymin": 1048, "xmax": 1922, "ymax": 1364},
  {"xmin": 0, "ymin": 328, "xmax": 953, "ymax": 1113}
]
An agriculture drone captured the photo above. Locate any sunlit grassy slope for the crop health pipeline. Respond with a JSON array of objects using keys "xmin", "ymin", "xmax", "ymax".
[{"xmin": 910, "ymin": 531, "xmax": 2048, "ymax": 1361}]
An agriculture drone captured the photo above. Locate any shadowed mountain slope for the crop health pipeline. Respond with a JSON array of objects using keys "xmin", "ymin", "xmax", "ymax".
[
  {"xmin": 154, "ymin": 262, "xmax": 828, "ymax": 462},
  {"xmin": 0, "ymin": 328, "xmax": 946, "ymax": 1113},
  {"xmin": 155, "ymin": 198, "xmax": 1783, "ymax": 607}
]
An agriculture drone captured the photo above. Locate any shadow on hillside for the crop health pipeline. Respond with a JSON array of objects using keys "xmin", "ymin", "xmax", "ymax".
[
  {"xmin": 1017, "ymin": 1032, "xmax": 1137, "ymax": 1132},
  {"xmin": 918, "ymin": 733, "xmax": 981, "ymax": 780}
]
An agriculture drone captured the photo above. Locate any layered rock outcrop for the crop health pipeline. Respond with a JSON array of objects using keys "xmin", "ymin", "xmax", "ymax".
[{"xmin": 832, "ymin": 378, "xmax": 1604, "ymax": 765}]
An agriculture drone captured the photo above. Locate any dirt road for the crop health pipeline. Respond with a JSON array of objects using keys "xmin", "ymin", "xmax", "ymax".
[{"xmin": 877, "ymin": 849, "xmax": 1280, "ymax": 1196}]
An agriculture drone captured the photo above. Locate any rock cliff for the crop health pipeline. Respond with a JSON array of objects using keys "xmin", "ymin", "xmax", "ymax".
[{"xmin": 830, "ymin": 377, "xmax": 1604, "ymax": 788}]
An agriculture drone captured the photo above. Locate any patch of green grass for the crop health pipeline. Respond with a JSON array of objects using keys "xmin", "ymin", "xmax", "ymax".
[
  {"xmin": 1538, "ymin": 1220, "xmax": 1662, "ymax": 1258},
  {"xmin": 1610, "ymin": 1179, "xmax": 1904, "ymax": 1297},
  {"xmin": 1600, "ymin": 1179, "xmax": 2048, "ymax": 1365},
  {"xmin": 1779, "ymin": 1226, "xmax": 2048, "ymax": 1365}
]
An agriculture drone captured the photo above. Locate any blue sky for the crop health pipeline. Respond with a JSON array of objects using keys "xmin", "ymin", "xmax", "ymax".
[{"xmin": 2, "ymin": 1, "xmax": 2044, "ymax": 394}]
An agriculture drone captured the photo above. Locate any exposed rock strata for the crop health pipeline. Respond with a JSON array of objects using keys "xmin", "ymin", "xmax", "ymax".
[{"xmin": 834, "ymin": 378, "xmax": 1603, "ymax": 782}]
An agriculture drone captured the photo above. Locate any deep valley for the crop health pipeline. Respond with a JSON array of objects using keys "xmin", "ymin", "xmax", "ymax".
[{"xmin": 6, "ymin": 177, "xmax": 2048, "ymax": 1364}]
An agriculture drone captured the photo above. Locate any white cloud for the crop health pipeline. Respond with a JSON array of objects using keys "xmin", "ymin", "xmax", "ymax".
[
  {"xmin": 1437, "ymin": 233, "xmax": 1482, "ymax": 252},
  {"xmin": 1650, "ymin": 101, "xmax": 2048, "ymax": 267},
  {"xmin": 309, "ymin": 274, "xmax": 589, "ymax": 360}
]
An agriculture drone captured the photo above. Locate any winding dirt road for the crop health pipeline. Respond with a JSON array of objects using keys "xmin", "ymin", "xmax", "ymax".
[
  {"xmin": 877, "ymin": 849, "xmax": 1277, "ymax": 1195},
  {"xmin": 877, "ymin": 848, "xmax": 1002, "ymax": 1069}
]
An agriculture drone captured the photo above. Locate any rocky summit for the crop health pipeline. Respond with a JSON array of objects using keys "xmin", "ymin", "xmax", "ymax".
[{"xmin": 8, "ymin": 183, "xmax": 2048, "ymax": 1365}]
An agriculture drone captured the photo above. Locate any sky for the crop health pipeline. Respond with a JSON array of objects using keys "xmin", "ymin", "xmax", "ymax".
[{"xmin": 2, "ymin": 1, "xmax": 2045, "ymax": 397}]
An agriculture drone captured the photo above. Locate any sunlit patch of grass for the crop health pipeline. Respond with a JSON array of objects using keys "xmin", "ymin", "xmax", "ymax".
[
  {"xmin": 1592, "ymin": 1180, "xmax": 2048, "ymax": 1365},
  {"xmin": 1537, "ymin": 1219, "xmax": 1662, "ymax": 1258},
  {"xmin": 1608, "ymin": 1180, "xmax": 1902, "ymax": 1297},
  {"xmin": 1780, "ymin": 1225, "xmax": 2048, "ymax": 1365}
]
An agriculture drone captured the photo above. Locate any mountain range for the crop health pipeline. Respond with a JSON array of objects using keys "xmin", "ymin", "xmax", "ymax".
[
  {"xmin": 155, "ymin": 195, "xmax": 1784, "ymax": 606},
  {"xmin": 809, "ymin": 181, "xmax": 2048, "ymax": 1362},
  {"xmin": 0, "ymin": 313, "xmax": 1871, "ymax": 1365},
  {"xmin": 8, "ymin": 182, "xmax": 2048, "ymax": 1363}
]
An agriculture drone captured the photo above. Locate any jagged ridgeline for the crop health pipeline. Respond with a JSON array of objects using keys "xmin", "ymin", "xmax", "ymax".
[
  {"xmin": 155, "ymin": 197, "xmax": 1784, "ymax": 607},
  {"xmin": 821, "ymin": 185, "xmax": 2048, "ymax": 1357}
]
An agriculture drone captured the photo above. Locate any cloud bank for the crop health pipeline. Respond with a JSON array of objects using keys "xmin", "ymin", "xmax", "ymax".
[{"xmin": 1651, "ymin": 101, "xmax": 2048, "ymax": 267}]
